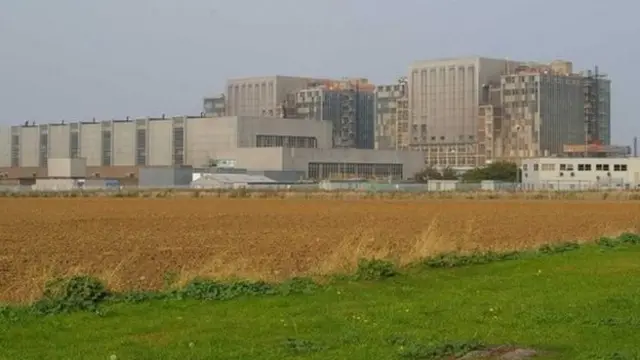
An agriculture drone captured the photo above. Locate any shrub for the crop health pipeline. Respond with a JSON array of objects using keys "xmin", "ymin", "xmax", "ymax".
[
  {"xmin": 537, "ymin": 241, "xmax": 580, "ymax": 254},
  {"xmin": 618, "ymin": 233, "xmax": 640, "ymax": 245},
  {"xmin": 278, "ymin": 277, "xmax": 318, "ymax": 295},
  {"xmin": 355, "ymin": 259, "xmax": 397, "ymax": 280},
  {"xmin": 32, "ymin": 276, "xmax": 108, "ymax": 315},
  {"xmin": 178, "ymin": 278, "xmax": 276, "ymax": 300}
]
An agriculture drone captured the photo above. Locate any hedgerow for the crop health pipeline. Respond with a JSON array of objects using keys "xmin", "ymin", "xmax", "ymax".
[{"xmin": 1, "ymin": 232, "xmax": 637, "ymax": 316}]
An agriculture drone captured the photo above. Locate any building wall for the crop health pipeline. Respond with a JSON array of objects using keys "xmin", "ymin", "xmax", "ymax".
[
  {"xmin": 597, "ymin": 79, "xmax": 612, "ymax": 145},
  {"xmin": 112, "ymin": 121, "xmax": 135, "ymax": 166},
  {"xmin": 282, "ymin": 148, "xmax": 424, "ymax": 179},
  {"xmin": 216, "ymin": 147, "xmax": 284, "ymax": 171},
  {"xmin": 226, "ymin": 76, "xmax": 329, "ymax": 117},
  {"xmin": 19, "ymin": 126, "xmax": 39, "ymax": 167},
  {"xmin": 147, "ymin": 119, "xmax": 172, "ymax": 166},
  {"xmin": 203, "ymin": 95, "xmax": 226, "ymax": 117},
  {"xmin": 138, "ymin": 167, "xmax": 193, "ymax": 187},
  {"xmin": 185, "ymin": 116, "xmax": 238, "ymax": 167},
  {"xmin": 236, "ymin": 116, "xmax": 332, "ymax": 148},
  {"xmin": 408, "ymin": 57, "xmax": 521, "ymax": 146},
  {"xmin": 48, "ymin": 124, "xmax": 71, "ymax": 159},
  {"xmin": 80, "ymin": 123, "xmax": 102, "ymax": 166},
  {"xmin": 375, "ymin": 82, "xmax": 407, "ymax": 150},
  {"xmin": 0, "ymin": 126, "xmax": 10, "ymax": 168},
  {"xmin": 521, "ymin": 157, "xmax": 640, "ymax": 189}
]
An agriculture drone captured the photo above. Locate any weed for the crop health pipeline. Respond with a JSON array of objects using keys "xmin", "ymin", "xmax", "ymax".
[
  {"xmin": 278, "ymin": 277, "xmax": 318, "ymax": 295},
  {"xmin": 618, "ymin": 233, "xmax": 640, "ymax": 245},
  {"xmin": 32, "ymin": 276, "xmax": 108, "ymax": 315},
  {"xmin": 179, "ymin": 278, "xmax": 276, "ymax": 301},
  {"xmin": 355, "ymin": 259, "xmax": 397, "ymax": 280},
  {"xmin": 396, "ymin": 340, "xmax": 485, "ymax": 359},
  {"xmin": 423, "ymin": 251, "xmax": 520, "ymax": 268},
  {"xmin": 538, "ymin": 241, "xmax": 580, "ymax": 254},
  {"xmin": 283, "ymin": 338, "xmax": 324, "ymax": 354}
]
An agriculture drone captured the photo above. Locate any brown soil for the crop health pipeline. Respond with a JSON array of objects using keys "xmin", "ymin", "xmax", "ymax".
[{"xmin": 1, "ymin": 198, "xmax": 639, "ymax": 303}]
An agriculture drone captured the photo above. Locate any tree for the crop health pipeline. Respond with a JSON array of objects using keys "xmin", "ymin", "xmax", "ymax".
[
  {"xmin": 440, "ymin": 167, "xmax": 458, "ymax": 180},
  {"xmin": 414, "ymin": 166, "xmax": 459, "ymax": 183},
  {"xmin": 414, "ymin": 166, "xmax": 443, "ymax": 183},
  {"xmin": 461, "ymin": 161, "xmax": 519, "ymax": 182}
]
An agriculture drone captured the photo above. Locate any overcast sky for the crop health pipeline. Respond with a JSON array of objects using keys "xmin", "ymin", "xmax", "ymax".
[{"xmin": 1, "ymin": 0, "xmax": 638, "ymax": 145}]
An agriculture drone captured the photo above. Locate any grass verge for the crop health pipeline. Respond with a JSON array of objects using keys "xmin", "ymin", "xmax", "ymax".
[{"xmin": 1, "ymin": 234, "xmax": 640, "ymax": 359}]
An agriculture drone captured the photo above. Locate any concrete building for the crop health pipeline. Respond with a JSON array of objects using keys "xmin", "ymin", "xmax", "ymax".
[
  {"xmin": 408, "ymin": 56, "xmax": 524, "ymax": 167},
  {"xmin": 295, "ymin": 78, "xmax": 375, "ymax": 149},
  {"xmin": 521, "ymin": 157, "xmax": 640, "ymax": 190},
  {"xmin": 500, "ymin": 62, "xmax": 585, "ymax": 159},
  {"xmin": 203, "ymin": 94, "xmax": 226, "ymax": 117},
  {"xmin": 375, "ymin": 78, "xmax": 409, "ymax": 150},
  {"xmin": 0, "ymin": 115, "xmax": 423, "ymax": 180},
  {"xmin": 489, "ymin": 61, "xmax": 613, "ymax": 161},
  {"xmin": 225, "ymin": 75, "xmax": 331, "ymax": 117},
  {"xmin": 408, "ymin": 57, "xmax": 523, "ymax": 165}
]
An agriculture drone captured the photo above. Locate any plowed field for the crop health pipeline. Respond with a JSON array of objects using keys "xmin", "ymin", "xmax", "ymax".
[{"xmin": 1, "ymin": 198, "xmax": 639, "ymax": 303}]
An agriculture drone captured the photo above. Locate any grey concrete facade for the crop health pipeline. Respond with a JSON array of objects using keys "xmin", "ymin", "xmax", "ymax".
[
  {"xmin": 138, "ymin": 167, "xmax": 193, "ymax": 187},
  {"xmin": 225, "ymin": 76, "xmax": 330, "ymax": 117},
  {"xmin": 0, "ymin": 126, "xmax": 10, "ymax": 168},
  {"xmin": 203, "ymin": 94, "xmax": 226, "ymax": 117},
  {"xmin": 375, "ymin": 79, "xmax": 408, "ymax": 150},
  {"xmin": 408, "ymin": 57, "xmax": 523, "ymax": 145},
  {"xmin": 1, "ymin": 115, "xmax": 423, "ymax": 180},
  {"xmin": 1, "ymin": 116, "xmax": 331, "ymax": 169},
  {"xmin": 295, "ymin": 80, "xmax": 376, "ymax": 149}
]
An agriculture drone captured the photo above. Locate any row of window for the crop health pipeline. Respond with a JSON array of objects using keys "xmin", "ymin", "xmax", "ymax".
[
  {"xmin": 255, "ymin": 135, "xmax": 318, "ymax": 149},
  {"xmin": 308, "ymin": 162, "xmax": 403, "ymax": 180},
  {"xmin": 524, "ymin": 163, "xmax": 629, "ymax": 172}
]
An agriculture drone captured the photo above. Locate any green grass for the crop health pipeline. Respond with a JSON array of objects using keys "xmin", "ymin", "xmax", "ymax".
[{"xmin": 2, "ymin": 244, "xmax": 640, "ymax": 359}]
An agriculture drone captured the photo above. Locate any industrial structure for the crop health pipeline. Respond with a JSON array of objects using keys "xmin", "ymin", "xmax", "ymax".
[
  {"xmin": 225, "ymin": 75, "xmax": 331, "ymax": 118},
  {"xmin": 374, "ymin": 77, "xmax": 409, "ymax": 150},
  {"xmin": 407, "ymin": 57, "xmax": 524, "ymax": 168},
  {"xmin": 294, "ymin": 78, "xmax": 375, "ymax": 149},
  {"xmin": 203, "ymin": 94, "xmax": 226, "ymax": 117},
  {"xmin": 0, "ymin": 115, "xmax": 423, "ymax": 182}
]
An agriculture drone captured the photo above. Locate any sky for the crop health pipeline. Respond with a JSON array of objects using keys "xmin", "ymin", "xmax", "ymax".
[{"xmin": 1, "ymin": 0, "xmax": 638, "ymax": 145}]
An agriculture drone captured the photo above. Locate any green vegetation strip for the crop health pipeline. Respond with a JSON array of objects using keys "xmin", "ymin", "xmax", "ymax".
[{"xmin": 1, "ymin": 233, "xmax": 640, "ymax": 359}]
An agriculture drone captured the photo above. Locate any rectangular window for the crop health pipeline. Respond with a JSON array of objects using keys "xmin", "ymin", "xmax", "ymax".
[
  {"xmin": 541, "ymin": 163, "xmax": 555, "ymax": 171},
  {"xmin": 256, "ymin": 135, "xmax": 317, "ymax": 148},
  {"xmin": 172, "ymin": 127, "xmax": 184, "ymax": 165},
  {"xmin": 39, "ymin": 132, "xmax": 48, "ymax": 168},
  {"xmin": 70, "ymin": 132, "xmax": 80, "ymax": 158},
  {"xmin": 533, "ymin": 164, "xmax": 539, "ymax": 171},
  {"xmin": 560, "ymin": 164, "xmax": 566, "ymax": 171},
  {"xmin": 614, "ymin": 164, "xmax": 621, "ymax": 171},
  {"xmin": 308, "ymin": 162, "xmax": 403, "ymax": 180},
  {"xmin": 136, "ymin": 129, "xmax": 146, "ymax": 166},
  {"xmin": 101, "ymin": 130, "xmax": 111, "ymax": 166},
  {"xmin": 10, "ymin": 134, "xmax": 20, "ymax": 167},
  {"xmin": 621, "ymin": 164, "xmax": 628, "ymax": 171},
  {"xmin": 596, "ymin": 164, "xmax": 603, "ymax": 171}
]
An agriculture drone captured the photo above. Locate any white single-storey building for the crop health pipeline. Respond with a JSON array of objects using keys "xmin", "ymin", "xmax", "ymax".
[{"xmin": 521, "ymin": 157, "xmax": 640, "ymax": 190}]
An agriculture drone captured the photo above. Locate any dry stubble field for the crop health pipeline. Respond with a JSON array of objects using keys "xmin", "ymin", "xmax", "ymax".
[{"xmin": 1, "ymin": 197, "xmax": 639, "ymax": 303}]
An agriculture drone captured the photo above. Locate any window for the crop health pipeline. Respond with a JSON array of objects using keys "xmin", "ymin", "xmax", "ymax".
[
  {"xmin": 533, "ymin": 164, "xmax": 539, "ymax": 171},
  {"xmin": 522, "ymin": 164, "xmax": 528, "ymax": 171},
  {"xmin": 541, "ymin": 163, "xmax": 555, "ymax": 171},
  {"xmin": 596, "ymin": 164, "xmax": 603, "ymax": 171},
  {"xmin": 560, "ymin": 164, "xmax": 566, "ymax": 171},
  {"xmin": 256, "ymin": 135, "xmax": 317, "ymax": 148},
  {"xmin": 613, "ymin": 164, "xmax": 627, "ymax": 171},
  {"xmin": 578, "ymin": 164, "xmax": 591, "ymax": 171}
]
